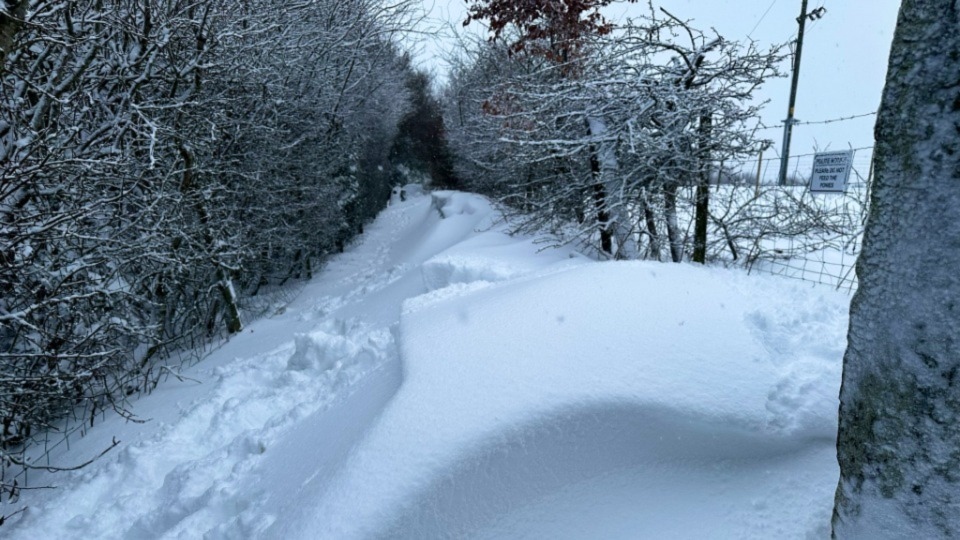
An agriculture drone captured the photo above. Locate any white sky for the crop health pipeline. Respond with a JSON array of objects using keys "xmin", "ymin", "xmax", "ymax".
[{"xmin": 415, "ymin": 0, "xmax": 902, "ymax": 160}]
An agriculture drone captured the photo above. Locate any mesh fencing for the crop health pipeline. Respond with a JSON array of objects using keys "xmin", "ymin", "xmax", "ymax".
[{"xmin": 706, "ymin": 146, "xmax": 873, "ymax": 293}]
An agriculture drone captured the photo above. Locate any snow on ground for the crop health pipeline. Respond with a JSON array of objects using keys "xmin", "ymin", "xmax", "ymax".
[{"xmin": 4, "ymin": 190, "xmax": 851, "ymax": 539}]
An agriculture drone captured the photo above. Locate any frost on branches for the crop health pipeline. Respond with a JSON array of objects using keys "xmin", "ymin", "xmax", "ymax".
[
  {"xmin": 0, "ymin": 0, "xmax": 421, "ymax": 510},
  {"xmin": 452, "ymin": 3, "xmax": 786, "ymax": 261}
]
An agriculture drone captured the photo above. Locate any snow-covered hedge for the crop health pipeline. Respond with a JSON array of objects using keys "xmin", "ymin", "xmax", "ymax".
[{"xmin": 0, "ymin": 0, "xmax": 418, "ymax": 501}]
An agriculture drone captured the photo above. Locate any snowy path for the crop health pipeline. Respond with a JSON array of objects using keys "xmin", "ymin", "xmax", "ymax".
[
  {"xmin": 5, "ymin": 192, "xmax": 851, "ymax": 539},
  {"xmin": 6, "ymin": 194, "xmax": 457, "ymax": 538}
]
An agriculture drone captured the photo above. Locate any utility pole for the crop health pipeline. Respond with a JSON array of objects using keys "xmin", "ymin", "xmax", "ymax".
[{"xmin": 778, "ymin": 0, "xmax": 810, "ymax": 186}]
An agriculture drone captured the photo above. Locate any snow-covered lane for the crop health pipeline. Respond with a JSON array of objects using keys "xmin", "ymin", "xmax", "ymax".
[
  {"xmin": 5, "ymin": 191, "xmax": 850, "ymax": 540},
  {"xmin": 4, "ymin": 193, "xmax": 482, "ymax": 538}
]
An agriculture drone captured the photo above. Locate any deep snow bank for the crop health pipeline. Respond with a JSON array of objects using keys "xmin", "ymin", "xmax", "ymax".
[{"xmin": 274, "ymin": 242, "xmax": 849, "ymax": 538}]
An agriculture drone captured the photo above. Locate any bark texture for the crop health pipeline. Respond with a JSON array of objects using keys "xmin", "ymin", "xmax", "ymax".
[{"xmin": 832, "ymin": 1, "xmax": 960, "ymax": 537}]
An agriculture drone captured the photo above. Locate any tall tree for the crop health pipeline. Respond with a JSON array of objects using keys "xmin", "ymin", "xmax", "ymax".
[
  {"xmin": 390, "ymin": 65, "xmax": 460, "ymax": 188},
  {"xmin": 832, "ymin": 0, "xmax": 960, "ymax": 537},
  {"xmin": 466, "ymin": 0, "xmax": 637, "ymax": 255}
]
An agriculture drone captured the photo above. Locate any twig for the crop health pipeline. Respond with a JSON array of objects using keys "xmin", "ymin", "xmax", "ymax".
[
  {"xmin": 6, "ymin": 437, "xmax": 120, "ymax": 473},
  {"xmin": 159, "ymin": 365, "xmax": 203, "ymax": 385},
  {"xmin": 0, "ymin": 506, "xmax": 28, "ymax": 527}
]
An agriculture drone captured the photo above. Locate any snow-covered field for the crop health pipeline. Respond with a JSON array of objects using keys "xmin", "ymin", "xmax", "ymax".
[{"xmin": 4, "ymin": 190, "xmax": 851, "ymax": 539}]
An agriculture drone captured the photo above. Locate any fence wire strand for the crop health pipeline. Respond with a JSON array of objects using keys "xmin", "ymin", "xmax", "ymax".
[{"xmin": 709, "ymin": 146, "xmax": 873, "ymax": 292}]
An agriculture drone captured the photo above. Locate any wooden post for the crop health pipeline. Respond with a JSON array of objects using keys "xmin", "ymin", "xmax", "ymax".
[{"xmin": 778, "ymin": 0, "xmax": 811, "ymax": 185}]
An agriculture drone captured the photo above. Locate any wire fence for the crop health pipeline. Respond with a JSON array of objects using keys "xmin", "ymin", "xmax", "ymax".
[
  {"xmin": 705, "ymin": 146, "xmax": 873, "ymax": 293},
  {"xmin": 740, "ymin": 146, "xmax": 874, "ymax": 188}
]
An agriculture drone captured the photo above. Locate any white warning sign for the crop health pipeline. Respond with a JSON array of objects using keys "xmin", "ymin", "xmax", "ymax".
[{"xmin": 810, "ymin": 150, "xmax": 853, "ymax": 193}]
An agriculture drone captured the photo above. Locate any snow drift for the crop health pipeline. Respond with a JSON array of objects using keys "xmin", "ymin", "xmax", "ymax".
[
  {"xmin": 272, "ymin": 258, "xmax": 847, "ymax": 539},
  {"xmin": 4, "ymin": 192, "xmax": 850, "ymax": 539}
]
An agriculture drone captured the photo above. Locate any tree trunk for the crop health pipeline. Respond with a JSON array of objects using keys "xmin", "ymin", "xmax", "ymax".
[
  {"xmin": 178, "ymin": 144, "xmax": 243, "ymax": 335},
  {"xmin": 663, "ymin": 182, "xmax": 683, "ymax": 263},
  {"xmin": 216, "ymin": 268, "xmax": 243, "ymax": 335},
  {"xmin": 641, "ymin": 189, "xmax": 661, "ymax": 261},
  {"xmin": 832, "ymin": 1, "xmax": 960, "ymax": 537},
  {"xmin": 589, "ymin": 146, "xmax": 613, "ymax": 255},
  {"xmin": 692, "ymin": 114, "xmax": 712, "ymax": 264},
  {"xmin": 586, "ymin": 115, "xmax": 615, "ymax": 256}
]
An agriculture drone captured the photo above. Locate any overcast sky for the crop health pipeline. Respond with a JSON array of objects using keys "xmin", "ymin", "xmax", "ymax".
[{"xmin": 415, "ymin": 0, "xmax": 902, "ymax": 164}]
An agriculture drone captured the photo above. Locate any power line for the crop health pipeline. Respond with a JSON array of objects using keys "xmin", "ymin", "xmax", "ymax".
[{"xmin": 748, "ymin": 0, "xmax": 780, "ymax": 39}]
